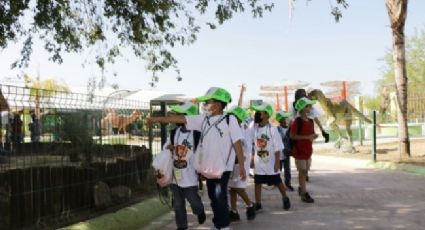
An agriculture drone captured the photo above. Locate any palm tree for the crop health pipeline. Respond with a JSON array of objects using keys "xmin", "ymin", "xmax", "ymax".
[{"xmin": 385, "ymin": 0, "xmax": 410, "ymax": 157}]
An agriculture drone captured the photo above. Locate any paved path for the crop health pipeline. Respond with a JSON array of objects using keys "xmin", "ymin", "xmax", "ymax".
[{"xmin": 145, "ymin": 156, "xmax": 425, "ymax": 230}]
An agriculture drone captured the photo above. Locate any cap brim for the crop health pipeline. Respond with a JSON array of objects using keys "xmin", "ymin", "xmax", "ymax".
[
  {"xmin": 195, "ymin": 95, "xmax": 212, "ymax": 102},
  {"xmin": 250, "ymin": 104, "xmax": 264, "ymax": 112},
  {"xmin": 169, "ymin": 105, "xmax": 186, "ymax": 114}
]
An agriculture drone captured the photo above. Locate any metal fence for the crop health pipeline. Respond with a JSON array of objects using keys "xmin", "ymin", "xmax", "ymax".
[{"xmin": 0, "ymin": 84, "xmax": 160, "ymax": 229}]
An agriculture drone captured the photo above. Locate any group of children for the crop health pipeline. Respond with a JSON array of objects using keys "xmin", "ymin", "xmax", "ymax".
[{"xmin": 149, "ymin": 87, "xmax": 327, "ymax": 230}]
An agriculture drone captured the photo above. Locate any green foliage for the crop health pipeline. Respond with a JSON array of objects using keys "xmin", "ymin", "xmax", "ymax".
[
  {"xmin": 363, "ymin": 95, "xmax": 382, "ymax": 111},
  {"xmin": 379, "ymin": 26, "xmax": 425, "ymax": 94},
  {"xmin": 1, "ymin": 0, "xmax": 349, "ymax": 86}
]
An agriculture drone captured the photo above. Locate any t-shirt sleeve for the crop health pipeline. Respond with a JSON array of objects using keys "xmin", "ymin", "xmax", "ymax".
[
  {"xmin": 229, "ymin": 115, "xmax": 244, "ymax": 144},
  {"xmin": 272, "ymin": 127, "xmax": 284, "ymax": 152},
  {"xmin": 185, "ymin": 114, "xmax": 205, "ymax": 131}
]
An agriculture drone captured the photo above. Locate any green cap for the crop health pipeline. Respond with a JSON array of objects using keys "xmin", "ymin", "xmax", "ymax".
[
  {"xmin": 169, "ymin": 102, "xmax": 198, "ymax": 115},
  {"xmin": 196, "ymin": 87, "xmax": 232, "ymax": 104},
  {"xmin": 250, "ymin": 102, "xmax": 273, "ymax": 117},
  {"xmin": 295, "ymin": 97, "xmax": 316, "ymax": 111},
  {"xmin": 275, "ymin": 111, "xmax": 293, "ymax": 121},
  {"xmin": 226, "ymin": 106, "xmax": 248, "ymax": 122}
]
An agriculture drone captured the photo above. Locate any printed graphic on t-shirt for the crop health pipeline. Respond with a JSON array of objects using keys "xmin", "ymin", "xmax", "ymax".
[
  {"xmin": 174, "ymin": 139, "xmax": 192, "ymax": 169},
  {"xmin": 256, "ymin": 134, "xmax": 270, "ymax": 161}
]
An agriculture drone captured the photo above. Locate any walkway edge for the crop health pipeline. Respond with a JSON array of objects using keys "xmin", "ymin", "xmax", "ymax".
[
  {"xmin": 59, "ymin": 197, "xmax": 171, "ymax": 230},
  {"xmin": 367, "ymin": 161, "xmax": 425, "ymax": 176}
]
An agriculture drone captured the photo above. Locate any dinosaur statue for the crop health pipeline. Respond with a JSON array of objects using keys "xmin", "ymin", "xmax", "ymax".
[
  {"xmin": 101, "ymin": 110, "xmax": 142, "ymax": 134},
  {"xmin": 308, "ymin": 89, "xmax": 372, "ymax": 152}
]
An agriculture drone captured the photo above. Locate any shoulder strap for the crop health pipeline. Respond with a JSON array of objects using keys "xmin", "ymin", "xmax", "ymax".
[
  {"xmin": 193, "ymin": 130, "xmax": 201, "ymax": 152},
  {"xmin": 170, "ymin": 128, "xmax": 177, "ymax": 146}
]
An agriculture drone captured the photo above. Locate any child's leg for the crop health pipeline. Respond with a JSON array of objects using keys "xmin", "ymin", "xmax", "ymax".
[
  {"xmin": 283, "ymin": 155, "xmax": 292, "ymax": 186},
  {"xmin": 254, "ymin": 184, "xmax": 262, "ymax": 204},
  {"xmin": 235, "ymin": 188, "xmax": 254, "ymax": 206},
  {"xmin": 184, "ymin": 186, "xmax": 205, "ymax": 216},
  {"xmin": 230, "ymin": 188, "xmax": 238, "ymax": 211},
  {"xmin": 170, "ymin": 184, "xmax": 188, "ymax": 229},
  {"xmin": 276, "ymin": 182, "xmax": 288, "ymax": 197}
]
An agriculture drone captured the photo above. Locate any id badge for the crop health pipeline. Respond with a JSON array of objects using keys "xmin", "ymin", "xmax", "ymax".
[{"xmin": 175, "ymin": 169, "xmax": 183, "ymax": 181}]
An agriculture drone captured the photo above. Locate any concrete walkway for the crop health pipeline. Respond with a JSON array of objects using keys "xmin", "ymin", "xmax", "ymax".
[{"xmin": 144, "ymin": 155, "xmax": 425, "ymax": 230}]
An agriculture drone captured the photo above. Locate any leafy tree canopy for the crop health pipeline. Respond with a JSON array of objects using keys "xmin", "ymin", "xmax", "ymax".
[{"xmin": 1, "ymin": 0, "xmax": 348, "ymax": 86}]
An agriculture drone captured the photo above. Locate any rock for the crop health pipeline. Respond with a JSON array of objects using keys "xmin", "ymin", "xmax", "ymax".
[
  {"xmin": 93, "ymin": 181, "xmax": 112, "ymax": 209},
  {"xmin": 110, "ymin": 186, "xmax": 132, "ymax": 204}
]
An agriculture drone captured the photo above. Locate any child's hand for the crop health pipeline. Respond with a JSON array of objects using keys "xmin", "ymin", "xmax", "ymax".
[
  {"xmin": 166, "ymin": 144, "xmax": 175, "ymax": 152},
  {"xmin": 239, "ymin": 165, "xmax": 247, "ymax": 181},
  {"xmin": 308, "ymin": 134, "xmax": 318, "ymax": 141}
]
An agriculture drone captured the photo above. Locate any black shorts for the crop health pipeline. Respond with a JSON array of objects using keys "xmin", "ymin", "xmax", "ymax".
[{"xmin": 254, "ymin": 174, "xmax": 282, "ymax": 186}]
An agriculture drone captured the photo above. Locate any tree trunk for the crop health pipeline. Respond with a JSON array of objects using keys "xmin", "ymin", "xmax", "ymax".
[{"xmin": 385, "ymin": 0, "xmax": 410, "ymax": 157}]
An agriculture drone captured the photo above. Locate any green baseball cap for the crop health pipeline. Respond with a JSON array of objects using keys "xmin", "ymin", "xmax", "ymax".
[
  {"xmin": 226, "ymin": 106, "xmax": 249, "ymax": 122},
  {"xmin": 295, "ymin": 97, "xmax": 316, "ymax": 111},
  {"xmin": 275, "ymin": 111, "xmax": 293, "ymax": 121},
  {"xmin": 169, "ymin": 102, "xmax": 198, "ymax": 115},
  {"xmin": 250, "ymin": 102, "xmax": 273, "ymax": 117},
  {"xmin": 196, "ymin": 87, "xmax": 232, "ymax": 104}
]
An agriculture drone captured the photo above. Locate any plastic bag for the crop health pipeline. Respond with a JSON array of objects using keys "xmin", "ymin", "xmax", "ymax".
[
  {"xmin": 194, "ymin": 146, "xmax": 227, "ymax": 179},
  {"xmin": 152, "ymin": 149, "xmax": 173, "ymax": 187}
]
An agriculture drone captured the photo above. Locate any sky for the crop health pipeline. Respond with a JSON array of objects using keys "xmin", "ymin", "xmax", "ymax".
[{"xmin": 1, "ymin": 0, "xmax": 425, "ymax": 105}]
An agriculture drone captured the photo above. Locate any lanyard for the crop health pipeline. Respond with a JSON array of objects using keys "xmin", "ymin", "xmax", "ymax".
[{"xmin": 200, "ymin": 115, "xmax": 226, "ymax": 145}]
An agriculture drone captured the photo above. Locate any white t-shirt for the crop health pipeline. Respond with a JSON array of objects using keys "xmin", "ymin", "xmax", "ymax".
[
  {"xmin": 163, "ymin": 127, "xmax": 199, "ymax": 188},
  {"xmin": 185, "ymin": 114, "xmax": 243, "ymax": 171},
  {"xmin": 252, "ymin": 124, "xmax": 284, "ymax": 175}
]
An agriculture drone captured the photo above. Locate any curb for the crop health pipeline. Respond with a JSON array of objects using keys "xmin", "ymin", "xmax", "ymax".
[
  {"xmin": 367, "ymin": 161, "xmax": 425, "ymax": 176},
  {"xmin": 60, "ymin": 197, "xmax": 171, "ymax": 230}
]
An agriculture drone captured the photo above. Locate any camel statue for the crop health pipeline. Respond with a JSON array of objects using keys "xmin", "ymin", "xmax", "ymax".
[
  {"xmin": 101, "ymin": 110, "xmax": 142, "ymax": 135},
  {"xmin": 308, "ymin": 89, "xmax": 372, "ymax": 152}
]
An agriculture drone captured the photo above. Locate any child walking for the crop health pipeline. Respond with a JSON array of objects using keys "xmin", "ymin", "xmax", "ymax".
[
  {"xmin": 276, "ymin": 111, "xmax": 294, "ymax": 192},
  {"xmin": 226, "ymin": 106, "xmax": 256, "ymax": 222},
  {"xmin": 290, "ymin": 97, "xmax": 318, "ymax": 203},
  {"xmin": 250, "ymin": 102, "xmax": 291, "ymax": 211}
]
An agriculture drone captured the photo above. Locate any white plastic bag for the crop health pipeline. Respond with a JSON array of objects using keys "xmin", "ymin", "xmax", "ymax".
[
  {"xmin": 194, "ymin": 146, "xmax": 227, "ymax": 179},
  {"xmin": 152, "ymin": 149, "xmax": 173, "ymax": 187}
]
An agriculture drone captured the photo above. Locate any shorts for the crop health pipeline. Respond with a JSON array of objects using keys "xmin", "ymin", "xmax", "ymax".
[
  {"xmin": 254, "ymin": 174, "xmax": 282, "ymax": 186},
  {"xmin": 295, "ymin": 158, "xmax": 312, "ymax": 171}
]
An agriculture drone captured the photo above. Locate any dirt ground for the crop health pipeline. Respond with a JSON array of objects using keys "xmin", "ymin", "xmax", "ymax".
[{"xmin": 314, "ymin": 138, "xmax": 425, "ymax": 166}]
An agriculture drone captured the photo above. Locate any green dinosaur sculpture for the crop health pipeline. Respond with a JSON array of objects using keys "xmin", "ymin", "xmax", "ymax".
[{"xmin": 308, "ymin": 89, "xmax": 372, "ymax": 152}]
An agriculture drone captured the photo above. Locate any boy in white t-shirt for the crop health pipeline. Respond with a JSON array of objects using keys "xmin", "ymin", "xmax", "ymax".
[
  {"xmin": 250, "ymin": 102, "xmax": 291, "ymax": 211},
  {"xmin": 148, "ymin": 87, "xmax": 245, "ymax": 230},
  {"xmin": 226, "ymin": 106, "xmax": 256, "ymax": 222},
  {"xmin": 163, "ymin": 102, "xmax": 206, "ymax": 230}
]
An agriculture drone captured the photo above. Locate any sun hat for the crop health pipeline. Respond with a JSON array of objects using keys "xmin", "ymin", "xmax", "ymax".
[
  {"xmin": 295, "ymin": 97, "xmax": 316, "ymax": 111},
  {"xmin": 196, "ymin": 87, "xmax": 232, "ymax": 104},
  {"xmin": 275, "ymin": 111, "xmax": 293, "ymax": 121},
  {"xmin": 169, "ymin": 101, "xmax": 198, "ymax": 115},
  {"xmin": 250, "ymin": 102, "xmax": 273, "ymax": 117},
  {"xmin": 226, "ymin": 106, "xmax": 249, "ymax": 122}
]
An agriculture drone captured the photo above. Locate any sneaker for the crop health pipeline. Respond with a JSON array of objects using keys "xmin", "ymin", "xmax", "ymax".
[
  {"xmin": 246, "ymin": 205, "xmax": 256, "ymax": 220},
  {"xmin": 177, "ymin": 228, "xmax": 187, "ymax": 230},
  {"xmin": 286, "ymin": 184, "xmax": 294, "ymax": 192},
  {"xmin": 229, "ymin": 210, "xmax": 240, "ymax": 222},
  {"xmin": 282, "ymin": 197, "xmax": 291, "ymax": 210},
  {"xmin": 255, "ymin": 203, "xmax": 262, "ymax": 211},
  {"xmin": 301, "ymin": 192, "xmax": 315, "ymax": 203},
  {"xmin": 198, "ymin": 211, "xmax": 206, "ymax": 224}
]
